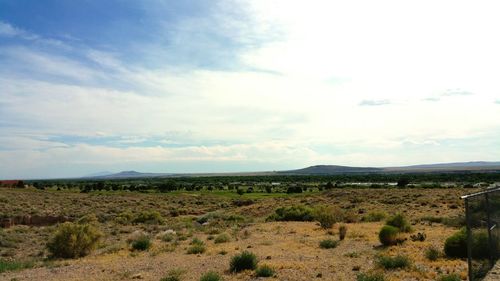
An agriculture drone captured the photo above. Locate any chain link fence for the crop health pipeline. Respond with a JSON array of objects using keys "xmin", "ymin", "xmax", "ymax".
[{"xmin": 462, "ymin": 187, "xmax": 500, "ymax": 280}]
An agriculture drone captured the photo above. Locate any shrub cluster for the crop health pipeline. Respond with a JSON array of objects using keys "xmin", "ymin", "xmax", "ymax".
[
  {"xmin": 444, "ymin": 228, "xmax": 492, "ymax": 258},
  {"xmin": 319, "ymin": 239, "xmax": 339, "ymax": 249},
  {"xmin": 385, "ymin": 214, "xmax": 412, "ymax": 232},
  {"xmin": 268, "ymin": 204, "xmax": 348, "ymax": 229},
  {"xmin": 378, "ymin": 225, "xmax": 399, "ymax": 246},
  {"xmin": 0, "ymin": 259, "xmax": 34, "ymax": 273},
  {"xmin": 229, "ymin": 251, "xmax": 258, "ymax": 272},
  {"xmin": 187, "ymin": 238, "xmax": 206, "ymax": 254},
  {"xmin": 130, "ymin": 234, "xmax": 152, "ymax": 251},
  {"xmin": 425, "ymin": 246, "xmax": 440, "ymax": 261},
  {"xmin": 160, "ymin": 269, "xmax": 185, "ymax": 281},
  {"xmin": 361, "ymin": 211, "xmax": 386, "ymax": 222},
  {"xmin": 132, "ymin": 210, "xmax": 164, "ymax": 224},
  {"xmin": 314, "ymin": 205, "xmax": 342, "ymax": 229},
  {"xmin": 378, "ymin": 214, "xmax": 411, "ymax": 246},
  {"xmin": 200, "ymin": 271, "xmax": 223, "ymax": 281},
  {"xmin": 376, "ymin": 255, "xmax": 411, "ymax": 270},
  {"xmin": 267, "ymin": 205, "xmax": 314, "ymax": 222},
  {"xmin": 47, "ymin": 221, "xmax": 102, "ymax": 258},
  {"xmin": 214, "ymin": 233, "xmax": 231, "ymax": 244},
  {"xmin": 255, "ymin": 264, "xmax": 275, "ymax": 277}
]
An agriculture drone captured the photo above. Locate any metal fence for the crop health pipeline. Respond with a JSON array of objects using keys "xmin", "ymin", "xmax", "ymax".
[{"xmin": 462, "ymin": 187, "xmax": 500, "ymax": 280}]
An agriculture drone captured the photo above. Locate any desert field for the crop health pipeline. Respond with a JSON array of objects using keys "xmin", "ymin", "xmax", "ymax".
[{"xmin": 0, "ymin": 184, "xmax": 481, "ymax": 281}]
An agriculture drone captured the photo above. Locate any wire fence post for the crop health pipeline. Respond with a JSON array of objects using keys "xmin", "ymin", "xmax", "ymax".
[
  {"xmin": 465, "ymin": 197, "xmax": 473, "ymax": 281},
  {"xmin": 485, "ymin": 193, "xmax": 494, "ymax": 268}
]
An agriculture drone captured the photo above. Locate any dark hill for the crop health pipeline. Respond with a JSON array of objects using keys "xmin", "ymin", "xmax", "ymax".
[{"xmin": 280, "ymin": 165, "xmax": 383, "ymax": 175}]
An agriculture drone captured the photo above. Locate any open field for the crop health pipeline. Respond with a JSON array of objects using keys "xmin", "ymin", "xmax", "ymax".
[{"xmin": 0, "ymin": 185, "xmax": 485, "ymax": 280}]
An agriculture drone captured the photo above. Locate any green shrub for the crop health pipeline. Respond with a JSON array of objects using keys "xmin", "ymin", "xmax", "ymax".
[
  {"xmin": 0, "ymin": 259, "xmax": 34, "ymax": 273},
  {"xmin": 339, "ymin": 224, "xmax": 347, "ymax": 240},
  {"xmin": 187, "ymin": 245, "xmax": 206, "ymax": 254},
  {"xmin": 200, "ymin": 271, "xmax": 223, "ymax": 281},
  {"xmin": 161, "ymin": 233, "xmax": 176, "ymax": 243},
  {"xmin": 319, "ymin": 239, "xmax": 339, "ymax": 249},
  {"xmin": 437, "ymin": 274, "xmax": 461, "ymax": 281},
  {"xmin": 133, "ymin": 210, "xmax": 164, "ymax": 224},
  {"xmin": 444, "ymin": 228, "xmax": 467, "ymax": 258},
  {"xmin": 214, "ymin": 233, "xmax": 231, "ymax": 244},
  {"xmin": 255, "ymin": 264, "xmax": 275, "ymax": 277},
  {"xmin": 161, "ymin": 268, "xmax": 185, "ymax": 281},
  {"xmin": 425, "ymin": 246, "xmax": 440, "ymax": 261},
  {"xmin": 229, "ymin": 251, "xmax": 258, "ymax": 272},
  {"xmin": 386, "ymin": 214, "xmax": 411, "ymax": 232},
  {"xmin": 376, "ymin": 255, "xmax": 410, "ymax": 270},
  {"xmin": 313, "ymin": 205, "xmax": 342, "ymax": 229},
  {"xmin": 378, "ymin": 225, "xmax": 399, "ymax": 246},
  {"xmin": 420, "ymin": 216, "xmax": 443, "ymax": 224},
  {"xmin": 444, "ymin": 228, "xmax": 491, "ymax": 258},
  {"xmin": 115, "ymin": 211, "xmax": 134, "ymax": 224},
  {"xmin": 362, "ymin": 211, "xmax": 386, "ymax": 222},
  {"xmin": 191, "ymin": 238, "xmax": 204, "ymax": 246},
  {"xmin": 131, "ymin": 235, "xmax": 152, "ymax": 251},
  {"xmin": 267, "ymin": 205, "xmax": 314, "ymax": 222},
  {"xmin": 47, "ymin": 222, "xmax": 102, "ymax": 258},
  {"xmin": 356, "ymin": 272, "xmax": 386, "ymax": 281}
]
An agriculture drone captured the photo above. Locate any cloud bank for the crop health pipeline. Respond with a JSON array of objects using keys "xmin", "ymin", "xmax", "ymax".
[{"xmin": 1, "ymin": 1, "xmax": 500, "ymax": 178}]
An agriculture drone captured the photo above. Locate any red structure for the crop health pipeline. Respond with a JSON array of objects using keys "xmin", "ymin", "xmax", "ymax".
[{"xmin": 0, "ymin": 180, "xmax": 24, "ymax": 188}]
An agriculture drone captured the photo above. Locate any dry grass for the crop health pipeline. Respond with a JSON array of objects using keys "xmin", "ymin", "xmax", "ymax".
[{"xmin": 0, "ymin": 187, "xmax": 472, "ymax": 280}]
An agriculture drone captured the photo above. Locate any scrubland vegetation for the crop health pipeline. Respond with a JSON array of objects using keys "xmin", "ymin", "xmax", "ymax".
[{"xmin": 0, "ymin": 174, "xmax": 499, "ymax": 280}]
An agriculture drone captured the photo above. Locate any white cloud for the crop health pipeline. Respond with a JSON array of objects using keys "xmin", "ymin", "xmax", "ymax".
[{"xmin": 2, "ymin": 1, "xmax": 500, "ymax": 178}]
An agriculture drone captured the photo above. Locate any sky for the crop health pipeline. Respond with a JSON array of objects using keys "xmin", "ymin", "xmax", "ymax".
[{"xmin": 1, "ymin": 0, "xmax": 500, "ymax": 179}]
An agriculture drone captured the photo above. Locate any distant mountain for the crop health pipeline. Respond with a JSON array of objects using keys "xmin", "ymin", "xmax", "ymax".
[
  {"xmin": 280, "ymin": 165, "xmax": 383, "ymax": 175},
  {"xmin": 84, "ymin": 170, "xmax": 173, "ymax": 179},
  {"xmin": 281, "ymin": 162, "xmax": 500, "ymax": 175},
  {"xmin": 81, "ymin": 161, "xmax": 500, "ymax": 179},
  {"xmin": 388, "ymin": 161, "xmax": 500, "ymax": 172},
  {"xmin": 400, "ymin": 161, "xmax": 500, "ymax": 169}
]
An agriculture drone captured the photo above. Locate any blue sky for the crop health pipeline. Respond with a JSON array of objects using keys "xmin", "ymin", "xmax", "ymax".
[{"xmin": 1, "ymin": 0, "xmax": 500, "ymax": 179}]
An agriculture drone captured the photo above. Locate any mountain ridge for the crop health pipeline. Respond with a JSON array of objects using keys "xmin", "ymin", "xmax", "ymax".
[{"xmin": 83, "ymin": 161, "xmax": 500, "ymax": 179}]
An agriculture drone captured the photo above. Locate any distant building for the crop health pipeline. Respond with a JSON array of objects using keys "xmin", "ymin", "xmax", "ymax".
[{"xmin": 0, "ymin": 180, "xmax": 24, "ymax": 188}]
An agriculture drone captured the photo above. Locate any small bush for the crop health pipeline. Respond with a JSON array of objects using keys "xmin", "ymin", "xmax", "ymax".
[
  {"xmin": 267, "ymin": 205, "xmax": 314, "ymax": 222},
  {"xmin": 362, "ymin": 212, "xmax": 387, "ymax": 222},
  {"xmin": 115, "ymin": 211, "xmax": 134, "ymax": 224},
  {"xmin": 47, "ymin": 222, "xmax": 102, "ymax": 258},
  {"xmin": 339, "ymin": 224, "xmax": 347, "ymax": 240},
  {"xmin": 376, "ymin": 255, "xmax": 410, "ymax": 270},
  {"xmin": 425, "ymin": 246, "xmax": 440, "ymax": 261},
  {"xmin": 187, "ymin": 244, "xmax": 206, "ymax": 254},
  {"xmin": 386, "ymin": 214, "xmax": 411, "ymax": 232},
  {"xmin": 229, "ymin": 251, "xmax": 258, "ymax": 272},
  {"xmin": 161, "ymin": 268, "xmax": 185, "ymax": 281},
  {"xmin": 378, "ymin": 225, "xmax": 399, "ymax": 246},
  {"xmin": 319, "ymin": 239, "xmax": 338, "ymax": 249},
  {"xmin": 200, "ymin": 271, "xmax": 223, "ymax": 281},
  {"xmin": 0, "ymin": 259, "xmax": 34, "ymax": 273},
  {"xmin": 131, "ymin": 235, "xmax": 151, "ymax": 251},
  {"xmin": 444, "ymin": 228, "xmax": 491, "ymax": 259},
  {"xmin": 161, "ymin": 233, "xmax": 176, "ymax": 243},
  {"xmin": 356, "ymin": 272, "xmax": 386, "ymax": 281},
  {"xmin": 255, "ymin": 264, "xmax": 275, "ymax": 277},
  {"xmin": 313, "ymin": 205, "xmax": 342, "ymax": 229},
  {"xmin": 133, "ymin": 210, "xmax": 164, "ymax": 224},
  {"xmin": 444, "ymin": 228, "xmax": 467, "ymax": 258},
  {"xmin": 437, "ymin": 274, "xmax": 461, "ymax": 281},
  {"xmin": 214, "ymin": 233, "xmax": 231, "ymax": 244}
]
